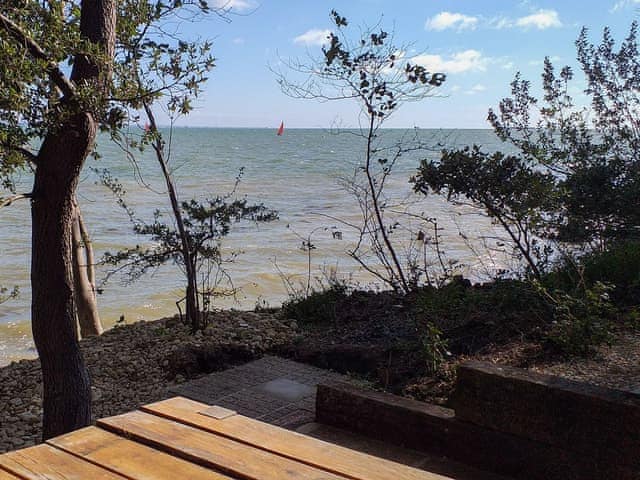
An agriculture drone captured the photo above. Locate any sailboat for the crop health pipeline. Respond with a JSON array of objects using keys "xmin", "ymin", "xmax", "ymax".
[{"xmin": 276, "ymin": 121, "xmax": 284, "ymax": 136}]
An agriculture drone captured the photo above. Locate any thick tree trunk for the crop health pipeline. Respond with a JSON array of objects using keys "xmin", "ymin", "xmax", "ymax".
[
  {"xmin": 72, "ymin": 202, "xmax": 102, "ymax": 337},
  {"xmin": 32, "ymin": 113, "xmax": 97, "ymax": 440},
  {"xmin": 30, "ymin": 0, "xmax": 116, "ymax": 440}
]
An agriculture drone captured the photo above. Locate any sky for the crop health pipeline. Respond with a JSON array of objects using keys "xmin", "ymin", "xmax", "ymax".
[{"xmin": 172, "ymin": 0, "xmax": 640, "ymax": 128}]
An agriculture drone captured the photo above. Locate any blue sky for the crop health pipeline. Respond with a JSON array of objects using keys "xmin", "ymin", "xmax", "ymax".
[{"xmin": 175, "ymin": 0, "xmax": 640, "ymax": 128}]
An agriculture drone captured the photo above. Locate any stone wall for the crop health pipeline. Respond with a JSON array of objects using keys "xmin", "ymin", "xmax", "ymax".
[
  {"xmin": 316, "ymin": 361, "xmax": 640, "ymax": 479},
  {"xmin": 450, "ymin": 361, "xmax": 640, "ymax": 474}
]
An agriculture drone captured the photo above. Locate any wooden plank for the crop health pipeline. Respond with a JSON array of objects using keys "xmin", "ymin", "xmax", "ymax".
[
  {"xmin": 199, "ymin": 406, "xmax": 236, "ymax": 420},
  {"xmin": 48, "ymin": 426, "xmax": 234, "ymax": 480},
  {"xmin": 142, "ymin": 397, "xmax": 450, "ymax": 480},
  {"xmin": 0, "ymin": 468, "xmax": 21, "ymax": 480},
  {"xmin": 0, "ymin": 444, "xmax": 124, "ymax": 480},
  {"xmin": 98, "ymin": 410, "xmax": 350, "ymax": 480}
]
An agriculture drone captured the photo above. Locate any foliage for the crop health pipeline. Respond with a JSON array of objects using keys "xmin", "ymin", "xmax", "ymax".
[
  {"xmin": 0, "ymin": 0, "xmax": 216, "ymax": 193},
  {"xmin": 419, "ymin": 322, "xmax": 449, "ymax": 375},
  {"xmin": 281, "ymin": 278, "xmax": 349, "ymax": 325},
  {"xmin": 111, "ymin": 1, "xmax": 223, "ymax": 332},
  {"xmin": 544, "ymin": 240, "xmax": 640, "ymax": 306},
  {"xmin": 412, "ymin": 272, "xmax": 617, "ymax": 357},
  {"xmin": 278, "ymin": 10, "xmax": 446, "ymax": 294},
  {"xmin": 0, "ymin": 2, "xmax": 95, "ymax": 188},
  {"xmin": 414, "ymin": 276, "xmax": 552, "ymax": 332},
  {"xmin": 102, "ymin": 177, "xmax": 277, "ymax": 328},
  {"xmin": 109, "ymin": 0, "xmax": 215, "ymax": 136},
  {"xmin": 413, "ymin": 22, "xmax": 640, "ymax": 278},
  {"xmin": 414, "ymin": 147, "xmax": 557, "ymax": 278},
  {"xmin": 0, "ymin": 0, "xmax": 236, "ymax": 439},
  {"xmin": 542, "ymin": 282, "xmax": 615, "ymax": 356},
  {"xmin": 488, "ymin": 35, "xmax": 640, "ymax": 247}
]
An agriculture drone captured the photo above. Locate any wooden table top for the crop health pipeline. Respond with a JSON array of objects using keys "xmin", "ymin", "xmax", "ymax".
[{"xmin": 0, "ymin": 396, "xmax": 451, "ymax": 480}]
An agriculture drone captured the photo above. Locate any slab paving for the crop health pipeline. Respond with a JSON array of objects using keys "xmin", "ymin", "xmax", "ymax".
[
  {"xmin": 169, "ymin": 355, "xmax": 355, "ymax": 429},
  {"xmin": 170, "ymin": 355, "xmax": 507, "ymax": 478}
]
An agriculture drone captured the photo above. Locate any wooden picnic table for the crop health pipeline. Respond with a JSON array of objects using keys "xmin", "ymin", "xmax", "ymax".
[{"xmin": 0, "ymin": 396, "xmax": 451, "ymax": 479}]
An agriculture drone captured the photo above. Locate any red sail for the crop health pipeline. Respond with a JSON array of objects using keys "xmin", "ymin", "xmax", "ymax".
[{"xmin": 276, "ymin": 121, "xmax": 284, "ymax": 136}]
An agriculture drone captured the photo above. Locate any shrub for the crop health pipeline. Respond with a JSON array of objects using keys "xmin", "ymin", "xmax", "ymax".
[
  {"xmin": 543, "ymin": 282, "xmax": 615, "ymax": 356},
  {"xmin": 414, "ymin": 274, "xmax": 616, "ymax": 357},
  {"xmin": 281, "ymin": 282, "xmax": 349, "ymax": 325},
  {"xmin": 413, "ymin": 276, "xmax": 550, "ymax": 332},
  {"xmin": 420, "ymin": 322, "xmax": 450, "ymax": 375},
  {"xmin": 545, "ymin": 241, "xmax": 640, "ymax": 306}
]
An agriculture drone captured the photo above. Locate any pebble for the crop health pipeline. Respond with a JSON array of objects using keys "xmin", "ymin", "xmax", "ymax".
[{"xmin": 0, "ymin": 310, "xmax": 296, "ymax": 454}]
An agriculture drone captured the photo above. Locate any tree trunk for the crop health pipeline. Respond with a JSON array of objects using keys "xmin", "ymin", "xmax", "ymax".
[
  {"xmin": 143, "ymin": 103, "xmax": 201, "ymax": 331},
  {"xmin": 32, "ymin": 113, "xmax": 96, "ymax": 440},
  {"xmin": 31, "ymin": 0, "xmax": 116, "ymax": 440},
  {"xmin": 72, "ymin": 201, "xmax": 103, "ymax": 337}
]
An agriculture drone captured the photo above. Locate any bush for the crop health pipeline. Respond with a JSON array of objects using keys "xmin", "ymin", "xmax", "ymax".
[
  {"xmin": 420, "ymin": 322, "xmax": 450, "ymax": 375},
  {"xmin": 413, "ymin": 276, "xmax": 551, "ymax": 332},
  {"xmin": 414, "ymin": 274, "xmax": 616, "ymax": 357},
  {"xmin": 281, "ymin": 282, "xmax": 349, "ymax": 325},
  {"xmin": 543, "ymin": 282, "xmax": 615, "ymax": 356},
  {"xmin": 545, "ymin": 241, "xmax": 640, "ymax": 306}
]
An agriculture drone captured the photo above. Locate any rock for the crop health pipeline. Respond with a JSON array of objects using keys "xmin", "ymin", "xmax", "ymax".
[
  {"xmin": 91, "ymin": 388, "xmax": 103, "ymax": 402},
  {"xmin": 18, "ymin": 413, "xmax": 39, "ymax": 425},
  {"xmin": 0, "ymin": 309, "xmax": 295, "ymax": 454}
]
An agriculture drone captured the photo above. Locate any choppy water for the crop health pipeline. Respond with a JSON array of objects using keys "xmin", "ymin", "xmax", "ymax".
[{"xmin": 0, "ymin": 128, "xmax": 508, "ymax": 364}]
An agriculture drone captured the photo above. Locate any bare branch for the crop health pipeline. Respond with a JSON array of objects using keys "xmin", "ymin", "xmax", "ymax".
[{"xmin": 0, "ymin": 192, "xmax": 33, "ymax": 208}]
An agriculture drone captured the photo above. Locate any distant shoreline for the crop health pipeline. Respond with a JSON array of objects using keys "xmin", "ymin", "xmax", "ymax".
[{"xmin": 156, "ymin": 126, "xmax": 496, "ymax": 131}]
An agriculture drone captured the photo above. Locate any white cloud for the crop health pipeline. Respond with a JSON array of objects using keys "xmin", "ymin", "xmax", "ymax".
[
  {"xmin": 425, "ymin": 12, "xmax": 479, "ymax": 31},
  {"xmin": 212, "ymin": 0, "xmax": 256, "ymax": 12},
  {"xmin": 489, "ymin": 9, "xmax": 562, "ymax": 30},
  {"xmin": 412, "ymin": 50, "xmax": 488, "ymax": 74},
  {"xmin": 611, "ymin": 0, "xmax": 640, "ymax": 11},
  {"xmin": 424, "ymin": 9, "xmax": 562, "ymax": 32},
  {"xmin": 293, "ymin": 29, "xmax": 331, "ymax": 46},
  {"xmin": 515, "ymin": 9, "xmax": 562, "ymax": 29},
  {"xmin": 465, "ymin": 84, "xmax": 486, "ymax": 95},
  {"xmin": 490, "ymin": 17, "xmax": 512, "ymax": 29},
  {"xmin": 232, "ymin": 37, "xmax": 245, "ymax": 45}
]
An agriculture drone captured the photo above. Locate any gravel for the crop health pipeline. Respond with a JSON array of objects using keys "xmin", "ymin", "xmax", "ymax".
[{"xmin": 0, "ymin": 310, "xmax": 297, "ymax": 453}]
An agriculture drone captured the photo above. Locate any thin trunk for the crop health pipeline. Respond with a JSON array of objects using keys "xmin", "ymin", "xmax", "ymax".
[
  {"xmin": 72, "ymin": 201, "xmax": 102, "ymax": 337},
  {"xmin": 78, "ymin": 208, "xmax": 97, "ymax": 289},
  {"xmin": 364, "ymin": 113, "xmax": 410, "ymax": 293},
  {"xmin": 484, "ymin": 201, "xmax": 541, "ymax": 280},
  {"xmin": 144, "ymin": 104, "xmax": 200, "ymax": 331}
]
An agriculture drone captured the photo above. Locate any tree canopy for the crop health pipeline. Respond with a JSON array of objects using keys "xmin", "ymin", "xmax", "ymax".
[{"xmin": 0, "ymin": 0, "xmax": 216, "ymax": 439}]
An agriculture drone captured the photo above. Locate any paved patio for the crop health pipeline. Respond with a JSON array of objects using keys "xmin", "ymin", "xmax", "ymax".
[
  {"xmin": 169, "ymin": 355, "xmax": 507, "ymax": 479},
  {"xmin": 169, "ymin": 355, "xmax": 354, "ymax": 429}
]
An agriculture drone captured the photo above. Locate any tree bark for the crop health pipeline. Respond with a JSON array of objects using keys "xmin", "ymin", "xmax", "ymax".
[
  {"xmin": 32, "ymin": 113, "xmax": 97, "ymax": 440},
  {"xmin": 30, "ymin": 0, "xmax": 116, "ymax": 440},
  {"xmin": 72, "ymin": 201, "xmax": 103, "ymax": 337}
]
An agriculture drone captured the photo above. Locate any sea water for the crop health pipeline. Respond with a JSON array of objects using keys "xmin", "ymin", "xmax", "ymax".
[{"xmin": 0, "ymin": 128, "xmax": 509, "ymax": 364}]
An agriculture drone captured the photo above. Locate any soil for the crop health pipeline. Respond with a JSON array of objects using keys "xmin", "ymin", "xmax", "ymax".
[{"xmin": 277, "ymin": 284, "xmax": 640, "ymax": 405}]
